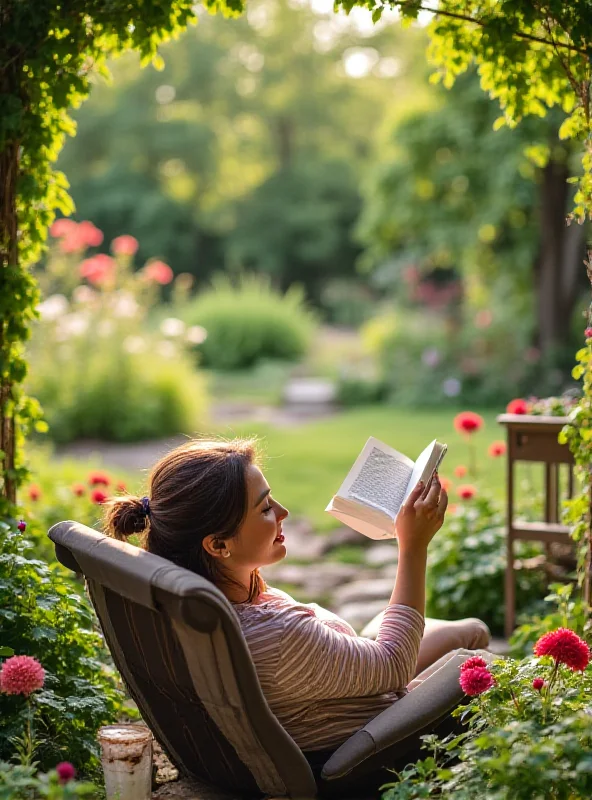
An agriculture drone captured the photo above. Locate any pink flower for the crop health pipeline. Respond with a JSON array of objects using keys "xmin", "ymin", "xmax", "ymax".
[
  {"xmin": 91, "ymin": 489, "xmax": 108, "ymax": 505},
  {"xmin": 459, "ymin": 666, "xmax": 495, "ymax": 696},
  {"xmin": 79, "ymin": 254, "xmax": 116, "ymax": 286},
  {"xmin": 56, "ymin": 762, "xmax": 76, "ymax": 784},
  {"xmin": 143, "ymin": 260, "xmax": 174, "ymax": 285},
  {"xmin": 0, "ymin": 655, "xmax": 45, "ymax": 696},
  {"xmin": 585, "ymin": 328, "xmax": 592, "ymax": 339},
  {"xmin": 112, "ymin": 235, "xmax": 139, "ymax": 257},
  {"xmin": 71, "ymin": 483, "xmax": 86, "ymax": 497},
  {"xmin": 454, "ymin": 465, "xmax": 467, "ymax": 478},
  {"xmin": 460, "ymin": 656, "xmax": 488, "ymax": 673},
  {"xmin": 506, "ymin": 398, "xmax": 530, "ymax": 415},
  {"xmin": 17, "ymin": 520, "xmax": 26, "ymax": 532},
  {"xmin": 457, "ymin": 484, "xmax": 477, "ymax": 500},
  {"xmin": 454, "ymin": 411, "xmax": 484, "ymax": 435},
  {"xmin": 77, "ymin": 221, "xmax": 104, "ymax": 248},
  {"xmin": 50, "ymin": 219, "xmax": 77, "ymax": 238},
  {"xmin": 488, "ymin": 441, "xmax": 506, "ymax": 457},
  {"xmin": 532, "ymin": 677, "xmax": 545, "ymax": 691},
  {"xmin": 27, "ymin": 484, "xmax": 41, "ymax": 501},
  {"xmin": 534, "ymin": 628, "xmax": 590, "ymax": 672},
  {"xmin": 88, "ymin": 471, "xmax": 111, "ymax": 487},
  {"xmin": 439, "ymin": 476, "xmax": 452, "ymax": 492}
]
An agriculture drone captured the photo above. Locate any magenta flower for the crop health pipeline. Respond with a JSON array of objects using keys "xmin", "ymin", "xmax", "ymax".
[
  {"xmin": 0, "ymin": 655, "xmax": 45, "ymax": 696},
  {"xmin": 459, "ymin": 666, "xmax": 495, "ymax": 696},
  {"xmin": 112, "ymin": 235, "xmax": 139, "ymax": 256},
  {"xmin": 534, "ymin": 628, "xmax": 590, "ymax": 672},
  {"xmin": 532, "ymin": 677, "xmax": 545, "ymax": 691},
  {"xmin": 56, "ymin": 762, "xmax": 77, "ymax": 784},
  {"xmin": 460, "ymin": 656, "xmax": 488, "ymax": 673},
  {"xmin": 17, "ymin": 520, "xmax": 26, "ymax": 532}
]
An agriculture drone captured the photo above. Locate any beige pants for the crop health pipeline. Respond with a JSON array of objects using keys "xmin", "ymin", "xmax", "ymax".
[{"xmin": 360, "ymin": 612, "xmax": 492, "ymax": 683}]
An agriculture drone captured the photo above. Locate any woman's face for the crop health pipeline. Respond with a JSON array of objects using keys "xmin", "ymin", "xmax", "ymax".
[{"xmin": 222, "ymin": 464, "xmax": 289, "ymax": 572}]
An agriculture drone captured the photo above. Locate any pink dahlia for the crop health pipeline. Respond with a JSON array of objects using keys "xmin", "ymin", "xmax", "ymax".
[
  {"xmin": 460, "ymin": 656, "xmax": 488, "ymax": 673},
  {"xmin": 453, "ymin": 411, "xmax": 484, "ymax": 435},
  {"xmin": 532, "ymin": 677, "xmax": 545, "ymax": 691},
  {"xmin": 56, "ymin": 762, "xmax": 77, "ymax": 784},
  {"xmin": 459, "ymin": 666, "xmax": 495, "ymax": 696},
  {"xmin": 91, "ymin": 489, "xmax": 108, "ymax": 505},
  {"xmin": 79, "ymin": 254, "xmax": 115, "ymax": 286},
  {"xmin": 585, "ymin": 328, "xmax": 592, "ymax": 339},
  {"xmin": 77, "ymin": 221, "xmax": 104, "ymax": 248},
  {"xmin": 534, "ymin": 628, "xmax": 590, "ymax": 672},
  {"xmin": 111, "ymin": 235, "xmax": 139, "ymax": 256},
  {"xmin": 0, "ymin": 655, "xmax": 45, "ymax": 696},
  {"xmin": 457, "ymin": 484, "xmax": 477, "ymax": 500},
  {"xmin": 50, "ymin": 219, "xmax": 77, "ymax": 238},
  {"xmin": 143, "ymin": 260, "xmax": 174, "ymax": 285},
  {"xmin": 488, "ymin": 441, "xmax": 506, "ymax": 457}
]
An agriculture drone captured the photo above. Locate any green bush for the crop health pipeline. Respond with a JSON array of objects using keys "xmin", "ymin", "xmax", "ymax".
[
  {"xmin": 181, "ymin": 274, "xmax": 316, "ymax": 370},
  {"xmin": 426, "ymin": 495, "xmax": 546, "ymax": 635},
  {"xmin": 0, "ymin": 519, "xmax": 124, "ymax": 779},
  {"xmin": 0, "ymin": 762, "xmax": 98, "ymax": 799}
]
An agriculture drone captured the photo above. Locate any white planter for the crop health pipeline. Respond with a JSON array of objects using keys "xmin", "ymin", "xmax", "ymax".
[{"xmin": 98, "ymin": 723, "xmax": 153, "ymax": 800}]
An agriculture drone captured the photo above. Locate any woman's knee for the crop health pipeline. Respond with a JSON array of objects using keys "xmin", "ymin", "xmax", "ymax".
[{"xmin": 463, "ymin": 617, "xmax": 491, "ymax": 649}]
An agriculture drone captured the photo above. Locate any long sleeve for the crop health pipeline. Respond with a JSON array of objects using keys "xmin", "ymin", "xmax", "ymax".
[{"xmin": 275, "ymin": 603, "xmax": 424, "ymax": 701}]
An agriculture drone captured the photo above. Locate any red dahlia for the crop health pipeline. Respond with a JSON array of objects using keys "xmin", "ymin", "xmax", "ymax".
[
  {"xmin": 506, "ymin": 398, "xmax": 530, "ymax": 415},
  {"xmin": 91, "ymin": 489, "xmax": 108, "ymax": 505},
  {"xmin": 534, "ymin": 628, "xmax": 590, "ymax": 672},
  {"xmin": 454, "ymin": 411, "xmax": 484, "ymax": 435},
  {"xmin": 460, "ymin": 656, "xmax": 488, "ymax": 672},
  {"xmin": 88, "ymin": 471, "xmax": 111, "ymax": 487},
  {"xmin": 459, "ymin": 666, "xmax": 495, "ymax": 696},
  {"xmin": 532, "ymin": 677, "xmax": 545, "ymax": 691},
  {"xmin": 488, "ymin": 441, "xmax": 506, "ymax": 457},
  {"xmin": 457, "ymin": 484, "xmax": 477, "ymax": 500}
]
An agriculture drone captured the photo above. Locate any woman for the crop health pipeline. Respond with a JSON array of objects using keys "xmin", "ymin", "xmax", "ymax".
[{"xmin": 105, "ymin": 437, "xmax": 490, "ymax": 756}]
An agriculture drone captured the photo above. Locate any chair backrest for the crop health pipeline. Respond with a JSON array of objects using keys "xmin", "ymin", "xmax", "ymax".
[{"xmin": 49, "ymin": 520, "xmax": 317, "ymax": 799}]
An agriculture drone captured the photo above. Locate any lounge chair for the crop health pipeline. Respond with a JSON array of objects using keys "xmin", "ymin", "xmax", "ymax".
[{"xmin": 49, "ymin": 520, "xmax": 474, "ymax": 799}]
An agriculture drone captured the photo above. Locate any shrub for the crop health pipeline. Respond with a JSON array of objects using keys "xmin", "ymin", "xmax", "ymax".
[
  {"xmin": 0, "ymin": 762, "xmax": 98, "ymax": 799},
  {"xmin": 181, "ymin": 274, "xmax": 316, "ymax": 370},
  {"xmin": 426, "ymin": 495, "xmax": 547, "ymax": 635},
  {"xmin": 0, "ymin": 519, "xmax": 124, "ymax": 779}
]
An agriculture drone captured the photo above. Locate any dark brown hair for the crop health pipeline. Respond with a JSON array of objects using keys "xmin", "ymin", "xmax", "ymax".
[{"xmin": 103, "ymin": 437, "xmax": 265, "ymax": 603}]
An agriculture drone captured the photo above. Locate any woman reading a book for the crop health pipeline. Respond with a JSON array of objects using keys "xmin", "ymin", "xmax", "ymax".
[{"xmin": 106, "ymin": 437, "xmax": 490, "ymax": 756}]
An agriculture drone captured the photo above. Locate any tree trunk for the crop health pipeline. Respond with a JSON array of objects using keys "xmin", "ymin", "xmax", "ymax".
[{"xmin": 535, "ymin": 157, "xmax": 588, "ymax": 356}]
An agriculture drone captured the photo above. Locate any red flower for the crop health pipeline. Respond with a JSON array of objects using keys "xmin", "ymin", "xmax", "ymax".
[
  {"xmin": 112, "ymin": 235, "xmax": 139, "ymax": 256},
  {"xmin": 88, "ymin": 471, "xmax": 111, "ymax": 487},
  {"xmin": 532, "ymin": 677, "xmax": 545, "ymax": 691},
  {"xmin": 56, "ymin": 762, "xmax": 76, "ymax": 784},
  {"xmin": 534, "ymin": 628, "xmax": 590, "ymax": 671},
  {"xmin": 0, "ymin": 655, "xmax": 45, "ymax": 696},
  {"xmin": 71, "ymin": 483, "xmax": 86, "ymax": 497},
  {"xmin": 91, "ymin": 489, "xmax": 108, "ymax": 505},
  {"xmin": 459, "ymin": 666, "xmax": 494, "ymax": 696},
  {"xmin": 79, "ymin": 254, "xmax": 115, "ymax": 286},
  {"xmin": 454, "ymin": 465, "xmax": 467, "ymax": 478},
  {"xmin": 50, "ymin": 219, "xmax": 77, "ymax": 238},
  {"xmin": 488, "ymin": 441, "xmax": 506, "ymax": 457},
  {"xmin": 453, "ymin": 411, "xmax": 484, "ymax": 435},
  {"xmin": 77, "ymin": 221, "xmax": 104, "ymax": 248},
  {"xmin": 585, "ymin": 328, "xmax": 592, "ymax": 339},
  {"xmin": 440, "ymin": 476, "xmax": 452, "ymax": 492},
  {"xmin": 143, "ymin": 260, "xmax": 174, "ymax": 285},
  {"xmin": 116, "ymin": 481, "xmax": 127, "ymax": 493},
  {"xmin": 460, "ymin": 656, "xmax": 488, "ymax": 673},
  {"xmin": 17, "ymin": 520, "xmax": 26, "ymax": 532},
  {"xmin": 506, "ymin": 398, "xmax": 530, "ymax": 415},
  {"xmin": 27, "ymin": 484, "xmax": 41, "ymax": 501},
  {"xmin": 457, "ymin": 484, "xmax": 477, "ymax": 500}
]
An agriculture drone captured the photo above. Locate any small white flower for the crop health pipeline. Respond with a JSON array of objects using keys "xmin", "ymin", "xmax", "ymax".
[
  {"xmin": 55, "ymin": 312, "xmax": 89, "ymax": 340},
  {"xmin": 98, "ymin": 319, "xmax": 114, "ymax": 337},
  {"xmin": 185, "ymin": 325, "xmax": 208, "ymax": 345},
  {"xmin": 123, "ymin": 335, "xmax": 146, "ymax": 354},
  {"xmin": 156, "ymin": 340, "xmax": 177, "ymax": 358},
  {"xmin": 160, "ymin": 317, "xmax": 186, "ymax": 337},
  {"xmin": 442, "ymin": 377, "xmax": 462, "ymax": 397},
  {"xmin": 37, "ymin": 294, "xmax": 68, "ymax": 320},
  {"xmin": 112, "ymin": 291, "xmax": 139, "ymax": 318},
  {"xmin": 72, "ymin": 286, "xmax": 96, "ymax": 305}
]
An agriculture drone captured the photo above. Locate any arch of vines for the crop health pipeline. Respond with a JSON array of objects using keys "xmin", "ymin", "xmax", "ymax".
[{"xmin": 1, "ymin": 0, "xmax": 592, "ymax": 603}]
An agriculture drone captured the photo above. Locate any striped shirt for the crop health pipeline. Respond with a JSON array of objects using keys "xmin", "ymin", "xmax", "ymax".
[{"xmin": 234, "ymin": 587, "xmax": 425, "ymax": 751}]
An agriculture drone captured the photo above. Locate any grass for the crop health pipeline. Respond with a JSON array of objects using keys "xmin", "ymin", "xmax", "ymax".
[{"xmin": 214, "ymin": 405, "xmax": 515, "ymax": 530}]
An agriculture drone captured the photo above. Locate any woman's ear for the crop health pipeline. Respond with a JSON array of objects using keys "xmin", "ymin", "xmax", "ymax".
[{"xmin": 202, "ymin": 534, "xmax": 231, "ymax": 559}]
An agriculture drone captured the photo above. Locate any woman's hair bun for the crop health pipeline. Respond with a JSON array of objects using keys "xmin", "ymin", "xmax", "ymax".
[{"xmin": 104, "ymin": 496, "xmax": 149, "ymax": 541}]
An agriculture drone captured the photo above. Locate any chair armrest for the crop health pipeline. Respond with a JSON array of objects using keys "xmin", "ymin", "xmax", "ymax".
[{"xmin": 321, "ymin": 652, "xmax": 469, "ymax": 780}]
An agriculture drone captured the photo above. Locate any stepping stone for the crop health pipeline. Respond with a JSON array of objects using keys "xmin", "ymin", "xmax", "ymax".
[
  {"xmin": 365, "ymin": 543, "xmax": 398, "ymax": 566},
  {"xmin": 332, "ymin": 578, "xmax": 394, "ymax": 607},
  {"xmin": 283, "ymin": 378, "xmax": 336, "ymax": 405},
  {"xmin": 335, "ymin": 599, "xmax": 390, "ymax": 632}
]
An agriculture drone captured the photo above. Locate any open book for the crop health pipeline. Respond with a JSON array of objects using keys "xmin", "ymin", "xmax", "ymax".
[{"xmin": 325, "ymin": 437, "xmax": 447, "ymax": 540}]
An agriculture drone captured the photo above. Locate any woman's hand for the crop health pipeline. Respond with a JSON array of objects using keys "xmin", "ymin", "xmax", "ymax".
[{"xmin": 395, "ymin": 474, "xmax": 448, "ymax": 553}]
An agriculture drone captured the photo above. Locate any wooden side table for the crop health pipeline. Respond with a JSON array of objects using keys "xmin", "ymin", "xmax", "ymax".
[{"xmin": 497, "ymin": 414, "xmax": 575, "ymax": 638}]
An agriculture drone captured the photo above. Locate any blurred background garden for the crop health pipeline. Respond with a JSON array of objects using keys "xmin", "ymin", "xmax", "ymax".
[{"xmin": 3, "ymin": 0, "xmax": 592, "ymax": 793}]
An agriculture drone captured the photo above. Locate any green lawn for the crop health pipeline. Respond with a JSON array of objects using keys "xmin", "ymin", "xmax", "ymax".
[{"xmin": 216, "ymin": 406, "xmax": 513, "ymax": 530}]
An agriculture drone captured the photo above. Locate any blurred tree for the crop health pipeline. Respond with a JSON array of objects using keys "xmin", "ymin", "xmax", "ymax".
[
  {"xmin": 358, "ymin": 74, "xmax": 588, "ymax": 356},
  {"xmin": 56, "ymin": 0, "xmax": 430, "ymax": 298}
]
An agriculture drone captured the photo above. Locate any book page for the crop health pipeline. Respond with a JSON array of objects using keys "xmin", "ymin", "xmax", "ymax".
[
  {"xmin": 348, "ymin": 445, "xmax": 413, "ymax": 518},
  {"xmin": 402, "ymin": 440, "xmax": 447, "ymax": 506}
]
